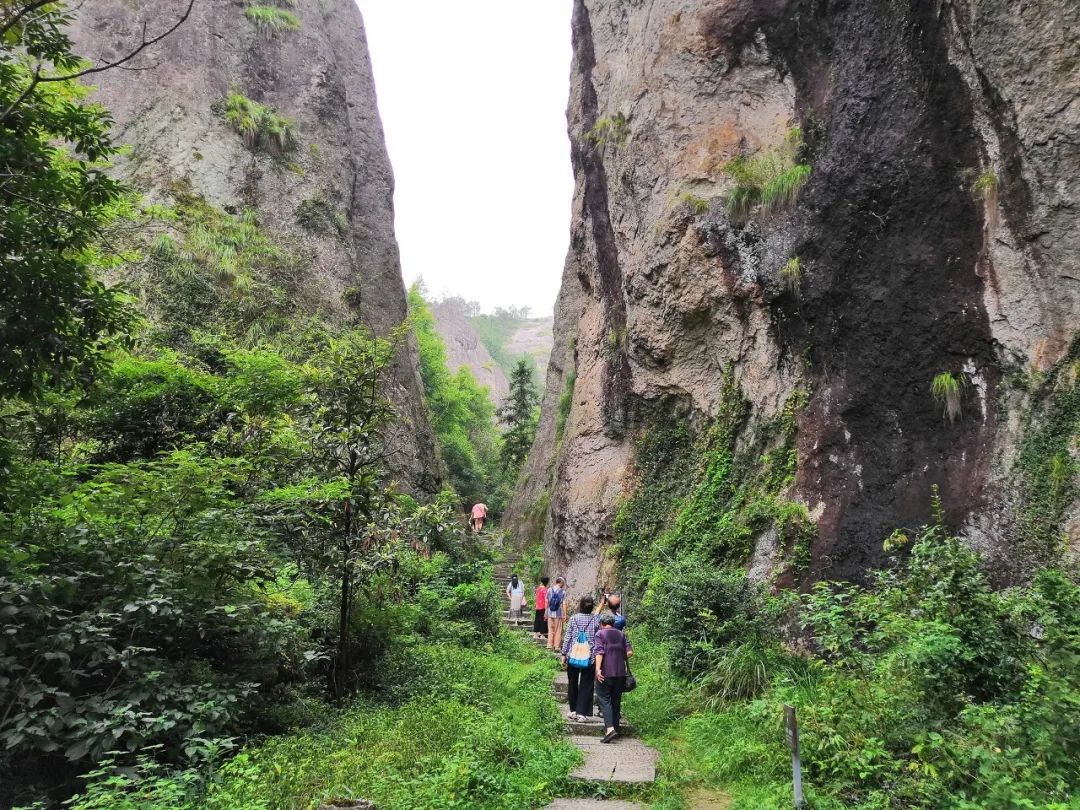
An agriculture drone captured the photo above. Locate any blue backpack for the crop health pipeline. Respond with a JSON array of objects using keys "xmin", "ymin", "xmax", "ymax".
[{"xmin": 547, "ymin": 587, "xmax": 564, "ymax": 614}]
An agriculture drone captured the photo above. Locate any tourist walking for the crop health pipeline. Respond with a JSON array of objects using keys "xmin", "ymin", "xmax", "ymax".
[
  {"xmin": 561, "ymin": 596, "xmax": 600, "ymax": 720},
  {"xmin": 546, "ymin": 577, "xmax": 567, "ymax": 650},
  {"xmin": 594, "ymin": 613, "xmax": 633, "ymax": 743},
  {"xmin": 506, "ymin": 574, "xmax": 526, "ymax": 620},
  {"xmin": 470, "ymin": 502, "xmax": 488, "ymax": 533},
  {"xmin": 533, "ymin": 576, "xmax": 549, "ymax": 640}
]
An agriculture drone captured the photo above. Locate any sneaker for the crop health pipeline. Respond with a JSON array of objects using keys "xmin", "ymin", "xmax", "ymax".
[{"xmin": 601, "ymin": 729, "xmax": 618, "ymax": 744}]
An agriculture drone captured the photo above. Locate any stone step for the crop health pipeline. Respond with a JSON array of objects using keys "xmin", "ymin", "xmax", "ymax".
[
  {"xmin": 552, "ymin": 671, "xmax": 568, "ymax": 694},
  {"xmin": 561, "ymin": 707, "xmax": 634, "ymax": 737},
  {"xmin": 545, "ymin": 801, "xmax": 643, "ymax": 810},
  {"xmin": 568, "ymin": 735, "xmax": 658, "ymax": 784}
]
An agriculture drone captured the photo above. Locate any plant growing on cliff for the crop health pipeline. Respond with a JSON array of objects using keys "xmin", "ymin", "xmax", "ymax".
[
  {"xmin": 971, "ymin": 169, "xmax": 999, "ymax": 227},
  {"xmin": 724, "ymin": 127, "xmax": 811, "ymax": 221},
  {"xmin": 244, "ymin": 6, "xmax": 300, "ymax": 38},
  {"xmin": 780, "ymin": 256, "xmax": 803, "ymax": 293},
  {"xmin": 679, "ymin": 191, "xmax": 711, "ymax": 215},
  {"xmin": 603, "ymin": 326, "xmax": 627, "ymax": 363},
  {"xmin": 587, "ymin": 112, "xmax": 630, "ymax": 150},
  {"xmin": 931, "ymin": 371, "xmax": 965, "ymax": 423},
  {"xmin": 223, "ymin": 92, "xmax": 297, "ymax": 155},
  {"xmin": 554, "ymin": 371, "xmax": 576, "ymax": 442}
]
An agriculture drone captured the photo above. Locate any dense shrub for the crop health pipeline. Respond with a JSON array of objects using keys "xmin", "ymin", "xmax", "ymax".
[{"xmin": 57, "ymin": 638, "xmax": 577, "ymax": 810}]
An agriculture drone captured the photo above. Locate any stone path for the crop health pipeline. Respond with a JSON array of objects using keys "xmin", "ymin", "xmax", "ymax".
[{"xmin": 494, "ymin": 565, "xmax": 659, "ymax": 810}]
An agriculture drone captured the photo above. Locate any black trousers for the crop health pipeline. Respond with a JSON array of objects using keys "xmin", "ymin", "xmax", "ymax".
[
  {"xmin": 596, "ymin": 676, "xmax": 625, "ymax": 730},
  {"xmin": 566, "ymin": 665, "xmax": 595, "ymax": 717}
]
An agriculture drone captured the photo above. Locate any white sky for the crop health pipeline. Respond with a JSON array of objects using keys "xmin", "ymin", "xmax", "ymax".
[{"xmin": 356, "ymin": 0, "xmax": 575, "ymax": 317}]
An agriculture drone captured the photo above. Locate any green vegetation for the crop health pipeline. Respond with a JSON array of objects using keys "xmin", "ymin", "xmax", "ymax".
[
  {"xmin": 554, "ymin": 370, "xmax": 576, "ymax": 443},
  {"xmin": 613, "ymin": 365, "xmax": 1077, "ymax": 808},
  {"xmin": 295, "ymin": 195, "xmax": 348, "ymax": 237},
  {"xmin": 141, "ymin": 181, "xmax": 305, "ymax": 347},
  {"xmin": 724, "ymin": 127, "xmax": 811, "ymax": 221},
  {"xmin": 243, "ymin": 6, "xmax": 300, "ymax": 38},
  {"xmin": 587, "ymin": 111, "xmax": 630, "ymax": 150},
  {"xmin": 678, "ymin": 191, "xmax": 711, "ymax": 215},
  {"xmin": 408, "ymin": 284, "xmax": 508, "ymax": 510},
  {"xmin": 603, "ymin": 326, "xmax": 627, "ymax": 363},
  {"xmin": 0, "ymin": 2, "xmax": 134, "ymax": 399},
  {"xmin": 971, "ymin": 168, "xmax": 1000, "ymax": 227},
  {"xmin": 223, "ymin": 92, "xmax": 297, "ymax": 155},
  {"xmin": 60, "ymin": 637, "xmax": 577, "ymax": 810},
  {"xmin": 625, "ymin": 517, "xmax": 1079, "ymax": 809},
  {"xmin": 780, "ymin": 256, "xmax": 803, "ymax": 293},
  {"xmin": 932, "ymin": 371, "xmax": 965, "ymax": 423},
  {"xmin": 971, "ymin": 169, "xmax": 998, "ymax": 201},
  {"xmin": 1012, "ymin": 338, "xmax": 1080, "ymax": 564},
  {"xmin": 498, "ymin": 358, "xmax": 540, "ymax": 474}
]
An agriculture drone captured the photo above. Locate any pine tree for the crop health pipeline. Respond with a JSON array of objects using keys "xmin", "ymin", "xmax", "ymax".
[{"xmin": 498, "ymin": 358, "xmax": 539, "ymax": 473}]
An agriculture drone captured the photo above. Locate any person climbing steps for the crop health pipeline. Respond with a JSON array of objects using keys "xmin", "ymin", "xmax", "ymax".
[
  {"xmin": 594, "ymin": 612, "xmax": 633, "ymax": 743},
  {"xmin": 561, "ymin": 596, "xmax": 600, "ymax": 721}
]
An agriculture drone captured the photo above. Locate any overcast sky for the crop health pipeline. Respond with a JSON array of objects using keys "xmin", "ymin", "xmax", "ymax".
[{"xmin": 356, "ymin": 0, "xmax": 575, "ymax": 317}]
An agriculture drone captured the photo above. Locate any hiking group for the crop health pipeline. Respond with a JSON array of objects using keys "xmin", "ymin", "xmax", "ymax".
[{"xmin": 507, "ymin": 573, "xmax": 633, "ymax": 745}]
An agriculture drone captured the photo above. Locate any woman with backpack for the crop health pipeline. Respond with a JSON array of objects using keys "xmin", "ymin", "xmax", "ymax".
[
  {"xmin": 561, "ymin": 596, "xmax": 600, "ymax": 721},
  {"xmin": 594, "ymin": 612, "xmax": 633, "ymax": 743},
  {"xmin": 546, "ymin": 577, "xmax": 567, "ymax": 650}
]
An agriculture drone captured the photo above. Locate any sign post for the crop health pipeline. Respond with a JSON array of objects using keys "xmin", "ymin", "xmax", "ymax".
[{"xmin": 784, "ymin": 704, "xmax": 805, "ymax": 809}]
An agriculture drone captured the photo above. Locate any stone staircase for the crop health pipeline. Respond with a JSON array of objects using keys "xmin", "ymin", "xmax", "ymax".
[{"xmin": 497, "ymin": 578, "xmax": 659, "ymax": 808}]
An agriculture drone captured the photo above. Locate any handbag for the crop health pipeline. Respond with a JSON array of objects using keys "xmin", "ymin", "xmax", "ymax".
[
  {"xmin": 624, "ymin": 660, "xmax": 637, "ymax": 692},
  {"xmin": 568, "ymin": 629, "xmax": 591, "ymax": 668}
]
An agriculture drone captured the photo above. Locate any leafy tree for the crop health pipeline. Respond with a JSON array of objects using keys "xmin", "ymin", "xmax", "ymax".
[
  {"xmin": 0, "ymin": 0, "xmax": 193, "ymax": 399},
  {"xmin": 262, "ymin": 331, "xmax": 396, "ymax": 701},
  {"xmin": 498, "ymin": 358, "xmax": 539, "ymax": 473}
]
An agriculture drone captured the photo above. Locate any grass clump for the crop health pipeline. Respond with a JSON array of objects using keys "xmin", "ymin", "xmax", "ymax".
[
  {"xmin": 587, "ymin": 111, "xmax": 630, "ymax": 150},
  {"xmin": 971, "ymin": 168, "xmax": 999, "ymax": 227},
  {"xmin": 244, "ymin": 6, "xmax": 300, "ymax": 39},
  {"xmin": 295, "ymin": 195, "xmax": 348, "ymax": 237},
  {"xmin": 780, "ymin": 256, "xmax": 802, "ymax": 293},
  {"xmin": 223, "ymin": 92, "xmax": 297, "ymax": 155},
  {"xmin": 931, "ymin": 371, "xmax": 965, "ymax": 423},
  {"xmin": 554, "ymin": 370, "xmax": 576, "ymax": 442},
  {"xmin": 679, "ymin": 191, "xmax": 710, "ymax": 215},
  {"xmin": 724, "ymin": 127, "xmax": 810, "ymax": 221}
]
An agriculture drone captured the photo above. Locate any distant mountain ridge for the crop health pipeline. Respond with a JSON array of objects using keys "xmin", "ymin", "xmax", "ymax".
[{"xmin": 430, "ymin": 298, "xmax": 554, "ymax": 406}]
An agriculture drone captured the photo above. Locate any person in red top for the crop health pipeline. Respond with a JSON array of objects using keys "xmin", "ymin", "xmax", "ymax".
[{"xmin": 532, "ymin": 577, "xmax": 549, "ymax": 640}]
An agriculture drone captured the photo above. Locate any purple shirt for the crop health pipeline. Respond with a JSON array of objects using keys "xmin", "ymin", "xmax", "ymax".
[{"xmin": 593, "ymin": 627, "xmax": 632, "ymax": 677}]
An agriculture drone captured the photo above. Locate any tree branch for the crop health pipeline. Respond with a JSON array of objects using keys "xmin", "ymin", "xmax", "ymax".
[
  {"xmin": 0, "ymin": 0, "xmax": 54, "ymax": 39},
  {"xmin": 37, "ymin": 0, "xmax": 196, "ymax": 84}
]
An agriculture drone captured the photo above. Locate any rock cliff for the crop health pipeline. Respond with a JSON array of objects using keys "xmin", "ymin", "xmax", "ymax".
[
  {"xmin": 509, "ymin": 0, "xmax": 1079, "ymax": 592},
  {"xmin": 70, "ymin": 0, "xmax": 441, "ymax": 493}
]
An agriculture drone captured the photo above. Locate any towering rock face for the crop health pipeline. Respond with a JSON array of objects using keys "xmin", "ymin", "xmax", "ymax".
[
  {"xmin": 70, "ymin": 0, "xmax": 441, "ymax": 493},
  {"xmin": 509, "ymin": 0, "xmax": 1079, "ymax": 592}
]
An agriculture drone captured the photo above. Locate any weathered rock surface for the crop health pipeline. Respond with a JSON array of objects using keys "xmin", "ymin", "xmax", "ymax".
[
  {"xmin": 509, "ymin": 0, "xmax": 1079, "ymax": 591},
  {"xmin": 431, "ymin": 300, "xmax": 510, "ymax": 403},
  {"xmin": 70, "ymin": 0, "xmax": 441, "ymax": 493}
]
